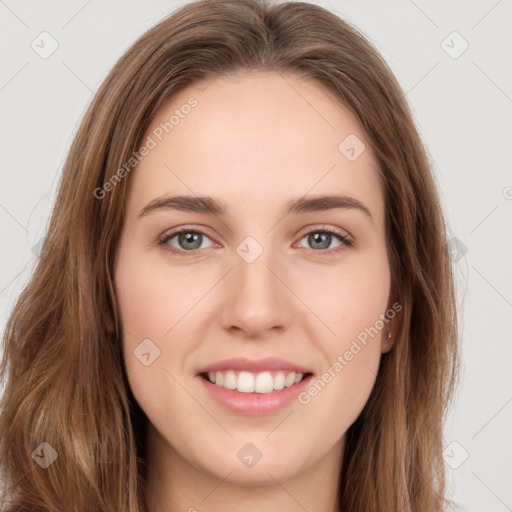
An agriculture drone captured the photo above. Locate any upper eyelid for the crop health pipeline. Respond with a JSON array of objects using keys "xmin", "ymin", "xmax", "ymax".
[{"xmin": 158, "ymin": 225, "xmax": 218, "ymax": 244}]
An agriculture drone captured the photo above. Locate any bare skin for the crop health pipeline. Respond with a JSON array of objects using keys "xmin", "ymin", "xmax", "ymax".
[{"xmin": 114, "ymin": 70, "xmax": 394, "ymax": 512}]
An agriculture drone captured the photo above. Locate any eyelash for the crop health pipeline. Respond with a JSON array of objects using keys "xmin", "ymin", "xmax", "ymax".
[{"xmin": 157, "ymin": 226, "xmax": 353, "ymax": 256}]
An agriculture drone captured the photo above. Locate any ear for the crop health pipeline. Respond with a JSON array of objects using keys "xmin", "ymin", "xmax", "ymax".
[
  {"xmin": 381, "ymin": 330, "xmax": 394, "ymax": 354},
  {"xmin": 380, "ymin": 296, "xmax": 402, "ymax": 354}
]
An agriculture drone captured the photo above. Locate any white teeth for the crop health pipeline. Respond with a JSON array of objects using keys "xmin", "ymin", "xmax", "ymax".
[
  {"xmin": 285, "ymin": 372, "xmax": 296, "ymax": 387},
  {"xmin": 255, "ymin": 372, "xmax": 273, "ymax": 393},
  {"xmin": 224, "ymin": 370, "xmax": 237, "ymax": 390},
  {"xmin": 273, "ymin": 372, "xmax": 285, "ymax": 390},
  {"xmin": 205, "ymin": 370, "xmax": 306, "ymax": 394},
  {"xmin": 237, "ymin": 371, "xmax": 255, "ymax": 393}
]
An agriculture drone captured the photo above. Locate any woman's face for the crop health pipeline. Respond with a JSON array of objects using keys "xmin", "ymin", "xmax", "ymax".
[{"xmin": 114, "ymin": 71, "xmax": 393, "ymax": 491}]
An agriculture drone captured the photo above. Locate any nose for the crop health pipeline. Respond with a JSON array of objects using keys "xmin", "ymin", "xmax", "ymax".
[{"xmin": 219, "ymin": 246, "xmax": 293, "ymax": 338}]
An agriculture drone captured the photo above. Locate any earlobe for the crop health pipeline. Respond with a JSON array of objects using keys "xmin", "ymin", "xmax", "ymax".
[{"xmin": 381, "ymin": 331, "xmax": 394, "ymax": 353}]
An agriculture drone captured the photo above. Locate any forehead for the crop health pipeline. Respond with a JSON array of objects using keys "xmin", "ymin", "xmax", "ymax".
[{"xmin": 128, "ymin": 70, "xmax": 384, "ymax": 223}]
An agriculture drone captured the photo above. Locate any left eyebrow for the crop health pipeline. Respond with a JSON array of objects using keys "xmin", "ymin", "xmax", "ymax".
[
  {"xmin": 282, "ymin": 195, "xmax": 373, "ymax": 223},
  {"xmin": 138, "ymin": 194, "xmax": 373, "ymax": 223}
]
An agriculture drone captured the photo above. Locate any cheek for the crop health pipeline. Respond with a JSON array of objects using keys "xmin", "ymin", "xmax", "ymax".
[
  {"xmin": 115, "ymin": 253, "xmax": 201, "ymax": 437},
  {"xmin": 294, "ymin": 252, "xmax": 390, "ymax": 426},
  {"xmin": 114, "ymin": 245, "xmax": 212, "ymax": 408},
  {"xmin": 294, "ymin": 248, "xmax": 391, "ymax": 343},
  {"xmin": 114, "ymin": 244, "xmax": 209, "ymax": 339},
  {"xmin": 297, "ymin": 343, "xmax": 380, "ymax": 455}
]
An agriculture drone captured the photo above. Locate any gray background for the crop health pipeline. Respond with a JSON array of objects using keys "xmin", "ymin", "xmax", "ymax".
[{"xmin": 1, "ymin": 1, "xmax": 511, "ymax": 510}]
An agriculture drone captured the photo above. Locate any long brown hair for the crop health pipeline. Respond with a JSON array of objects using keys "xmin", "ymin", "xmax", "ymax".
[{"xmin": 0, "ymin": 0, "xmax": 459, "ymax": 510}]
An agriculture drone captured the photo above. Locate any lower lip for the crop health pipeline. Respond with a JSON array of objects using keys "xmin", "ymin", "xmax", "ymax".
[{"xmin": 197, "ymin": 374, "xmax": 314, "ymax": 416}]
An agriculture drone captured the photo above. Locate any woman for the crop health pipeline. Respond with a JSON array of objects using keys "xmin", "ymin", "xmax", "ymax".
[{"xmin": 0, "ymin": 0, "xmax": 459, "ymax": 510}]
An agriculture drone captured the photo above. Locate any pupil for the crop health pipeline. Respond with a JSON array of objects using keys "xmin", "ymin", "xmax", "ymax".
[
  {"xmin": 180, "ymin": 232, "xmax": 201, "ymax": 250},
  {"xmin": 310, "ymin": 232, "xmax": 330, "ymax": 250}
]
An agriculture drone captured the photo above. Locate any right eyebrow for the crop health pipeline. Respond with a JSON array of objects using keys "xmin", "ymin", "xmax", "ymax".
[{"xmin": 138, "ymin": 195, "xmax": 227, "ymax": 218}]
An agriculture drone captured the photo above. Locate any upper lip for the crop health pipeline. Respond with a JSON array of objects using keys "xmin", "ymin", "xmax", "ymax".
[{"xmin": 196, "ymin": 357, "xmax": 313, "ymax": 375}]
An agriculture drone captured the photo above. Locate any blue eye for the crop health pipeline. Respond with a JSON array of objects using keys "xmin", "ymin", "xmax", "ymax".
[
  {"xmin": 297, "ymin": 228, "xmax": 353, "ymax": 252},
  {"xmin": 159, "ymin": 229, "xmax": 215, "ymax": 253},
  {"xmin": 158, "ymin": 226, "xmax": 353, "ymax": 255}
]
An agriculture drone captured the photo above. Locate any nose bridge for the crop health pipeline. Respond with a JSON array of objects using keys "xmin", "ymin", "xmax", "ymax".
[{"xmin": 220, "ymin": 235, "xmax": 291, "ymax": 336}]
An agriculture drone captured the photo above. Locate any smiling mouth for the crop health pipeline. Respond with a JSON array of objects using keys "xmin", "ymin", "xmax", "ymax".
[{"xmin": 199, "ymin": 370, "xmax": 314, "ymax": 394}]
